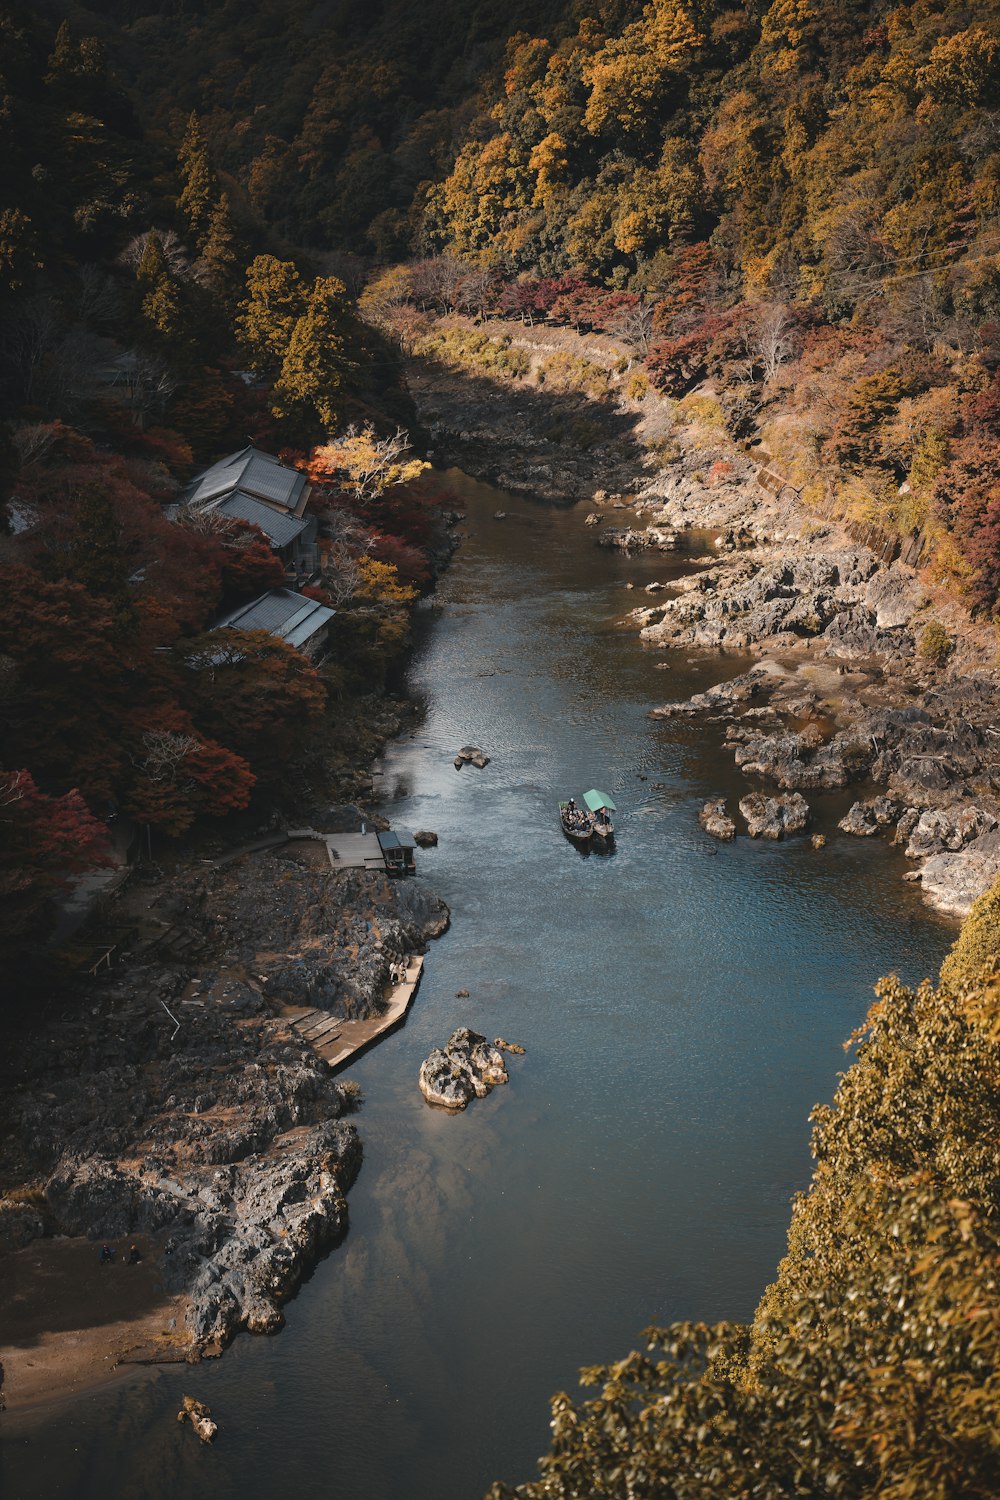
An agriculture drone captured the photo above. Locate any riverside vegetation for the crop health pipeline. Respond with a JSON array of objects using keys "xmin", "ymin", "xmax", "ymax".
[
  {"xmin": 0, "ymin": 9, "xmax": 457, "ymax": 1402},
  {"xmin": 386, "ymin": 309, "xmax": 1000, "ymax": 1493},
  {"xmin": 2, "ymin": 0, "xmax": 999, "ymax": 1489}
]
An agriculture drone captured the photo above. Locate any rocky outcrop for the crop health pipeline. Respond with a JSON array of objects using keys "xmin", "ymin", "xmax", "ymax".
[
  {"xmin": 838, "ymin": 797, "xmax": 900, "ymax": 836},
  {"xmin": 739, "ymin": 792, "xmax": 810, "ymax": 839},
  {"xmin": 0, "ymin": 855, "xmax": 448, "ymax": 1359},
  {"xmin": 177, "ymin": 1396, "xmax": 217, "ymax": 1443},
  {"xmin": 919, "ymin": 832, "xmax": 1000, "ymax": 917},
  {"xmin": 635, "ymin": 549, "xmax": 922, "ymax": 660},
  {"xmin": 418, "ymin": 1028, "xmax": 510, "ymax": 1109},
  {"xmin": 699, "ymin": 799, "xmax": 736, "ymax": 840}
]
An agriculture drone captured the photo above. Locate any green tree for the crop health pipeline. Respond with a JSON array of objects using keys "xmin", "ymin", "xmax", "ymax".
[
  {"xmin": 238, "ymin": 254, "xmax": 308, "ymax": 374},
  {"xmin": 197, "ymin": 191, "xmax": 242, "ymax": 299},
  {"xmin": 135, "ymin": 230, "xmax": 186, "ymax": 350},
  {"xmin": 272, "ymin": 275, "xmax": 352, "ymax": 431},
  {"xmin": 178, "ymin": 113, "xmax": 220, "ymax": 249}
]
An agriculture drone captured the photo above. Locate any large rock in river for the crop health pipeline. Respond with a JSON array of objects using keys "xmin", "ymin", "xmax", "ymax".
[
  {"xmin": 739, "ymin": 792, "xmax": 810, "ymax": 839},
  {"xmin": 419, "ymin": 1028, "xmax": 509, "ymax": 1109},
  {"xmin": 699, "ymin": 799, "xmax": 736, "ymax": 841}
]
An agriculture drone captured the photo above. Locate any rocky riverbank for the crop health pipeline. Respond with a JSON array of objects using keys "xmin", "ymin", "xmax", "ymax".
[
  {"xmin": 405, "ymin": 316, "xmax": 1000, "ymax": 918},
  {"xmin": 0, "ymin": 799, "xmax": 448, "ymax": 1404},
  {"xmin": 626, "ymin": 465, "xmax": 1000, "ymax": 913}
]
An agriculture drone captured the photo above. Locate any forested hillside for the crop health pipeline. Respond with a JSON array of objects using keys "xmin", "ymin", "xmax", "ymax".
[
  {"xmin": 62, "ymin": 0, "xmax": 1000, "ymax": 615},
  {"xmin": 0, "ymin": 4, "xmax": 448, "ymax": 981},
  {"xmin": 2, "ymin": 2, "xmax": 999, "ymax": 1490}
]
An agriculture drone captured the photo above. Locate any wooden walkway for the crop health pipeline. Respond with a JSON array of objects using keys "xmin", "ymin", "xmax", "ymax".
[{"xmin": 283, "ymin": 955, "xmax": 425, "ymax": 1071}]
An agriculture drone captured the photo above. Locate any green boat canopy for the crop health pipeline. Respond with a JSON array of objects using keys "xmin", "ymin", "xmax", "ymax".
[{"xmin": 583, "ymin": 789, "xmax": 616, "ymax": 813}]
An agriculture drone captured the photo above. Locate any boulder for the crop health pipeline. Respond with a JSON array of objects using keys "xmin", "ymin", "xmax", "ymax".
[
  {"xmin": 413, "ymin": 830, "xmax": 438, "ymax": 847},
  {"xmin": 454, "ymin": 745, "xmax": 490, "ymax": 769},
  {"xmin": 739, "ymin": 792, "xmax": 810, "ymax": 839},
  {"xmin": 177, "ymin": 1396, "xmax": 217, "ymax": 1443},
  {"xmin": 863, "ymin": 566, "xmax": 926, "ymax": 630},
  {"xmin": 418, "ymin": 1027, "xmax": 510, "ymax": 1110},
  {"xmin": 838, "ymin": 796, "xmax": 900, "ymax": 837},
  {"xmin": 699, "ymin": 799, "xmax": 736, "ymax": 841}
]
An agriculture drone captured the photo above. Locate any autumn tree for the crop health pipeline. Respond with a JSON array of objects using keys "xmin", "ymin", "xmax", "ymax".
[
  {"xmin": 125, "ymin": 723, "xmax": 255, "ymax": 836},
  {"xmin": 308, "ymin": 424, "xmax": 428, "ymax": 500},
  {"xmin": 0, "ymin": 768, "xmax": 112, "ymax": 960},
  {"xmin": 176, "ymin": 628, "xmax": 327, "ymax": 782}
]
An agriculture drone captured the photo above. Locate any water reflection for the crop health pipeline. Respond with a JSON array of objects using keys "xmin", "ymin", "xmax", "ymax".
[{"xmin": 0, "ymin": 469, "xmax": 953, "ymax": 1500}]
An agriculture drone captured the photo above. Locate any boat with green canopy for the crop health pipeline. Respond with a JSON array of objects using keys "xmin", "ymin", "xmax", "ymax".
[{"xmin": 583, "ymin": 789, "xmax": 616, "ymax": 846}]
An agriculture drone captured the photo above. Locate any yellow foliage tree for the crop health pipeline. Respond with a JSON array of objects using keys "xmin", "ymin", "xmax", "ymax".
[
  {"xmin": 583, "ymin": 0, "xmax": 704, "ymax": 138},
  {"xmin": 308, "ymin": 424, "xmax": 428, "ymax": 499}
]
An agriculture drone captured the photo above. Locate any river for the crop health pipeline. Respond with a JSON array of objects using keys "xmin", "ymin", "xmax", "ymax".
[{"xmin": 0, "ymin": 470, "xmax": 952, "ymax": 1499}]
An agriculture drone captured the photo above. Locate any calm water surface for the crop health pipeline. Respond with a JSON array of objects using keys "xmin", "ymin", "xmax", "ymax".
[{"xmin": 1, "ymin": 471, "xmax": 952, "ymax": 1499}]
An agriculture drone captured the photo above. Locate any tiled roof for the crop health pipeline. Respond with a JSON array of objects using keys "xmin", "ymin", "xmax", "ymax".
[
  {"xmin": 211, "ymin": 492, "xmax": 308, "ymax": 548},
  {"xmin": 184, "ymin": 446, "xmax": 308, "ymax": 513},
  {"xmin": 211, "ymin": 588, "xmax": 334, "ymax": 650}
]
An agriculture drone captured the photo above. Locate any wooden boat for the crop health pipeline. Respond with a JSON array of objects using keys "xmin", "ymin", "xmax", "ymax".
[
  {"xmin": 559, "ymin": 799, "xmax": 593, "ymax": 850},
  {"xmin": 583, "ymin": 789, "xmax": 616, "ymax": 846}
]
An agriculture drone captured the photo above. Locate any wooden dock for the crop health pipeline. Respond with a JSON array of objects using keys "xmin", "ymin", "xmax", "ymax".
[
  {"xmin": 285, "ymin": 827, "xmax": 386, "ymax": 872},
  {"xmin": 283, "ymin": 954, "xmax": 425, "ymax": 1071}
]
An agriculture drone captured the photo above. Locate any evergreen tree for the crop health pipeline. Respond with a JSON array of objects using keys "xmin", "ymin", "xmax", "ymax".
[
  {"xmin": 272, "ymin": 276, "xmax": 351, "ymax": 431},
  {"xmin": 135, "ymin": 230, "xmax": 186, "ymax": 351},
  {"xmin": 178, "ymin": 114, "xmax": 220, "ymax": 250},
  {"xmin": 197, "ymin": 191, "xmax": 241, "ymax": 299},
  {"xmin": 237, "ymin": 254, "xmax": 308, "ymax": 374},
  {"xmin": 65, "ymin": 485, "xmax": 136, "ymax": 630}
]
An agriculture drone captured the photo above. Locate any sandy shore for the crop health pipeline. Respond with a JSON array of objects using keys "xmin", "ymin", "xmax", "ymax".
[{"xmin": 1, "ymin": 1233, "xmax": 189, "ymax": 1410}]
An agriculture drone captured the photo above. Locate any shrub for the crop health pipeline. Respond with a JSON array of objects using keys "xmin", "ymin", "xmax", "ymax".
[
  {"xmin": 677, "ymin": 394, "xmax": 725, "ymax": 429},
  {"xmin": 940, "ymin": 876, "xmax": 1000, "ymax": 988},
  {"xmin": 539, "ymin": 352, "xmax": 610, "ymax": 397},
  {"xmin": 918, "ymin": 619, "xmax": 955, "ymax": 666}
]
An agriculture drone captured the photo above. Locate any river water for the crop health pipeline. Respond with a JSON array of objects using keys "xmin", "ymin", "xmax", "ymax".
[{"xmin": 1, "ymin": 471, "xmax": 952, "ymax": 1499}]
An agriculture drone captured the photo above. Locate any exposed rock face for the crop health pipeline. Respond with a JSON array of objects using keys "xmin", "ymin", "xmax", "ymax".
[
  {"xmin": 699, "ymin": 799, "xmax": 736, "ymax": 840},
  {"xmin": 636, "ymin": 550, "xmax": 922, "ymax": 660},
  {"xmin": 739, "ymin": 792, "xmax": 811, "ymax": 839},
  {"xmin": 904, "ymin": 806, "xmax": 998, "ymax": 859},
  {"xmin": 1, "ymin": 856, "xmax": 449, "ymax": 1359},
  {"xmin": 919, "ymin": 832, "xmax": 1000, "ymax": 917},
  {"xmin": 418, "ymin": 1028, "xmax": 510, "ymax": 1109}
]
